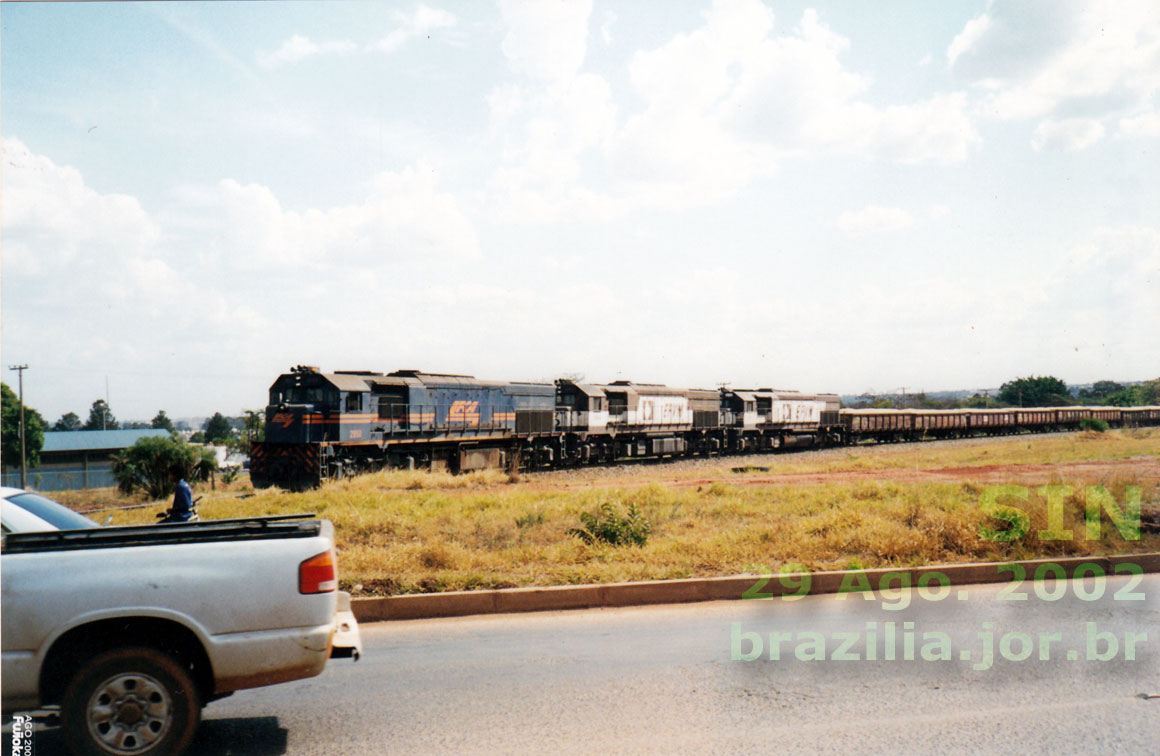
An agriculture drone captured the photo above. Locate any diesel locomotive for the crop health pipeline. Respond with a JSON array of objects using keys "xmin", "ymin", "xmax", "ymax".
[{"xmin": 249, "ymin": 365, "xmax": 1160, "ymax": 489}]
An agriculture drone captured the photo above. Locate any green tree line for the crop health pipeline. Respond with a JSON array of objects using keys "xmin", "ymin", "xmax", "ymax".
[
  {"xmin": 849, "ymin": 376, "xmax": 1160, "ymax": 410},
  {"xmin": 2, "ymin": 385, "xmax": 266, "ymax": 475}
]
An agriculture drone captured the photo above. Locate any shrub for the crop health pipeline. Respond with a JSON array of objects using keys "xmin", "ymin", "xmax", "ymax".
[
  {"xmin": 111, "ymin": 436, "xmax": 216, "ymax": 499},
  {"xmin": 568, "ymin": 501, "xmax": 651, "ymax": 546},
  {"xmin": 1078, "ymin": 417, "xmax": 1109, "ymax": 433},
  {"xmin": 515, "ymin": 509, "xmax": 545, "ymax": 529}
]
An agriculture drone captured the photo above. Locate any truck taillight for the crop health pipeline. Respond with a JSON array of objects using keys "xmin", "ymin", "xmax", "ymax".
[{"xmin": 299, "ymin": 550, "xmax": 337, "ymax": 594}]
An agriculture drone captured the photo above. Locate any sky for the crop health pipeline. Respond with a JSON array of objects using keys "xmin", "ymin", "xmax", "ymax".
[{"xmin": 2, "ymin": 0, "xmax": 1158, "ymax": 424}]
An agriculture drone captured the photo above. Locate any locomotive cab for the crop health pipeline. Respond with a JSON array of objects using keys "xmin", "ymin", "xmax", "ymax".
[
  {"xmin": 269, "ymin": 366, "xmax": 337, "ymax": 408},
  {"xmin": 723, "ymin": 391, "xmax": 759, "ymax": 429},
  {"xmin": 555, "ymin": 380, "xmax": 609, "ymax": 431},
  {"xmin": 265, "ymin": 366, "xmax": 375, "ymax": 443},
  {"xmin": 266, "ymin": 366, "xmax": 338, "ymax": 443}
]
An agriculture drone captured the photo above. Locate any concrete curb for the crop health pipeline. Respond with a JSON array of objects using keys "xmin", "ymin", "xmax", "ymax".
[{"xmin": 351, "ymin": 552, "xmax": 1160, "ymax": 623}]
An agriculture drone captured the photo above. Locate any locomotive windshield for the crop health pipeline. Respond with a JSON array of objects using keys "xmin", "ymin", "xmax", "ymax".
[{"xmin": 270, "ymin": 384, "xmax": 339, "ymax": 408}]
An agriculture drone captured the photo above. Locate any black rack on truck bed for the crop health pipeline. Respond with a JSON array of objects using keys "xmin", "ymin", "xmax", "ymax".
[{"xmin": 1, "ymin": 513, "xmax": 320, "ymax": 553}]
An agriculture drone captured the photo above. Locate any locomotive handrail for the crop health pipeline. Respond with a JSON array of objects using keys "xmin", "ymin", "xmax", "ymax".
[{"xmin": 375, "ymin": 402, "xmax": 523, "ymax": 434}]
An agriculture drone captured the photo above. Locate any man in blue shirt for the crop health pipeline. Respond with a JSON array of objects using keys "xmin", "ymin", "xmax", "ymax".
[{"xmin": 164, "ymin": 463, "xmax": 195, "ymax": 522}]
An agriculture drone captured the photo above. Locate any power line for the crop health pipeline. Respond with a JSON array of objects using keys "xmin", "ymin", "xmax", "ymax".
[{"xmin": 13, "ymin": 364, "xmax": 270, "ymax": 381}]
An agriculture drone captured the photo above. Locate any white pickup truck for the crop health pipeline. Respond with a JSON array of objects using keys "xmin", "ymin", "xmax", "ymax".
[{"xmin": 1, "ymin": 488, "xmax": 360, "ymax": 756}]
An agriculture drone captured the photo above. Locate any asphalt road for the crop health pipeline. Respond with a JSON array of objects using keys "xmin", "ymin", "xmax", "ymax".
[{"xmin": 9, "ymin": 574, "xmax": 1159, "ymax": 755}]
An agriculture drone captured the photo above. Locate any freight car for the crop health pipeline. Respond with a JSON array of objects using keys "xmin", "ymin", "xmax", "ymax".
[
  {"xmin": 837, "ymin": 405, "xmax": 1160, "ymax": 443},
  {"xmin": 249, "ymin": 366, "xmax": 1160, "ymax": 489}
]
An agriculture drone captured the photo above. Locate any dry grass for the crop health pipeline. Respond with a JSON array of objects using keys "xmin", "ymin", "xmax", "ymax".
[
  {"xmin": 673, "ymin": 428, "xmax": 1160, "ymax": 478},
  {"xmin": 55, "ymin": 429, "xmax": 1160, "ymax": 596}
]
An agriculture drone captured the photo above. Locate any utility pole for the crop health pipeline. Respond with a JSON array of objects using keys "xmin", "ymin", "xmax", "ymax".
[{"xmin": 8, "ymin": 364, "xmax": 28, "ymax": 488}]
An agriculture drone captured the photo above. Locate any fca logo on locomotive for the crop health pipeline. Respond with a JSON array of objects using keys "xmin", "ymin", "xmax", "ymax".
[
  {"xmin": 447, "ymin": 400, "xmax": 480, "ymax": 426},
  {"xmin": 272, "ymin": 412, "xmax": 296, "ymax": 428}
]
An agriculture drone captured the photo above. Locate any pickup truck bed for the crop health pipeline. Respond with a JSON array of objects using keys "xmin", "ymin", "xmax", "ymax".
[
  {"xmin": 2, "ymin": 512, "xmax": 344, "ymax": 756},
  {"xmin": 2, "ymin": 513, "xmax": 324, "ymax": 553}
]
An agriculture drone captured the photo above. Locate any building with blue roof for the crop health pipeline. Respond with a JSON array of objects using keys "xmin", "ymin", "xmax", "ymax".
[{"xmin": 2, "ymin": 429, "xmax": 171, "ymax": 491}]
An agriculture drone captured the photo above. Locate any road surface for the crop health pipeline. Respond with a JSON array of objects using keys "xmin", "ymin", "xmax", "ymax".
[{"xmin": 8, "ymin": 573, "xmax": 1159, "ymax": 754}]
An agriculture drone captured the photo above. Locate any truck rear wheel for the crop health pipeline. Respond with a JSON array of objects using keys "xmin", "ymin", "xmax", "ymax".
[{"xmin": 62, "ymin": 647, "xmax": 201, "ymax": 756}]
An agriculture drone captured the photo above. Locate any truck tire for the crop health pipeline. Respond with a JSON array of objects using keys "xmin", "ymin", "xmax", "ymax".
[{"xmin": 61, "ymin": 647, "xmax": 201, "ymax": 756}]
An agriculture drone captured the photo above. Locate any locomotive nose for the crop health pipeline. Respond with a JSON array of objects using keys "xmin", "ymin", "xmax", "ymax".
[{"xmin": 267, "ymin": 408, "xmax": 310, "ymax": 443}]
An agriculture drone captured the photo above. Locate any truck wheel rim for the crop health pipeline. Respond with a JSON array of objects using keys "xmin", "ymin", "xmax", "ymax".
[{"xmin": 86, "ymin": 672, "xmax": 173, "ymax": 754}]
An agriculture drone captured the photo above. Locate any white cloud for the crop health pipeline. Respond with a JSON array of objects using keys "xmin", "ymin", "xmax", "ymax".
[
  {"xmin": 946, "ymin": 13, "xmax": 992, "ymax": 70},
  {"xmin": 1045, "ymin": 227, "xmax": 1160, "ymax": 358},
  {"xmin": 1031, "ymin": 118, "xmax": 1106, "ymax": 152},
  {"xmin": 836, "ymin": 205, "xmax": 915, "ymax": 238},
  {"xmin": 600, "ymin": 10, "xmax": 616, "ymax": 46},
  {"xmin": 257, "ymin": 34, "xmax": 357, "ymax": 68},
  {"xmin": 488, "ymin": 1, "xmax": 978, "ymax": 222},
  {"xmin": 0, "ymin": 137, "xmax": 268, "ymax": 412},
  {"xmin": 487, "ymin": 72, "xmax": 619, "ymax": 221},
  {"xmin": 185, "ymin": 166, "xmax": 479, "ymax": 270},
  {"xmin": 1119, "ymin": 112, "xmax": 1160, "ymax": 139},
  {"xmin": 1, "ymin": 137, "xmax": 161, "ymax": 276},
  {"xmin": 257, "ymin": 5, "xmax": 456, "ymax": 67},
  {"xmin": 849, "ymin": 93, "xmax": 977, "ymax": 164},
  {"xmin": 375, "ymin": 4, "xmax": 457, "ymax": 53},
  {"xmin": 1, "ymin": 137, "xmax": 498, "ymax": 423},
  {"xmin": 709, "ymin": 6, "xmax": 977, "ymax": 164},
  {"xmin": 949, "ymin": 0, "xmax": 1160, "ymax": 123},
  {"xmin": 498, "ymin": 0, "xmax": 592, "ymax": 82},
  {"xmin": 487, "ymin": 83, "xmax": 526, "ymax": 130}
]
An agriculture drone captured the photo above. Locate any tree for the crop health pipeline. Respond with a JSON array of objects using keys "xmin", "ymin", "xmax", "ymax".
[
  {"xmin": 202, "ymin": 412, "xmax": 233, "ymax": 444},
  {"xmin": 2, "ymin": 383, "xmax": 47, "ymax": 470},
  {"xmin": 151, "ymin": 410, "xmax": 176, "ymax": 434},
  {"xmin": 965, "ymin": 393, "xmax": 1000, "ymax": 409},
  {"xmin": 998, "ymin": 376, "xmax": 1071, "ymax": 407},
  {"xmin": 227, "ymin": 409, "xmax": 265, "ymax": 455},
  {"xmin": 1079, "ymin": 380, "xmax": 1124, "ymax": 402},
  {"xmin": 1102, "ymin": 389, "xmax": 1137, "ymax": 407},
  {"xmin": 1135, "ymin": 379, "xmax": 1160, "ymax": 405},
  {"xmin": 53, "ymin": 412, "xmax": 83, "ymax": 431},
  {"xmin": 1103, "ymin": 378, "xmax": 1160, "ymax": 407},
  {"xmin": 82, "ymin": 399, "xmax": 118, "ymax": 431},
  {"xmin": 111, "ymin": 435, "xmax": 216, "ymax": 500},
  {"xmin": 243, "ymin": 409, "xmax": 265, "ymax": 444}
]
